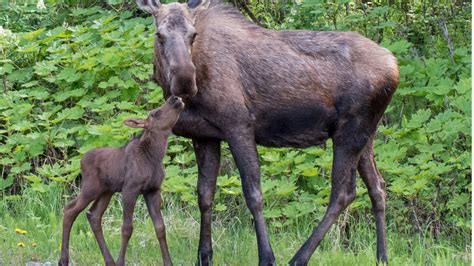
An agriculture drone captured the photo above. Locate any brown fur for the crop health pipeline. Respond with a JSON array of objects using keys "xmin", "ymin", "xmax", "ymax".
[
  {"xmin": 138, "ymin": 0, "xmax": 399, "ymax": 265},
  {"xmin": 59, "ymin": 96, "xmax": 184, "ymax": 266}
]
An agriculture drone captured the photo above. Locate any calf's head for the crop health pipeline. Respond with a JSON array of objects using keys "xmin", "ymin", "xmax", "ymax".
[
  {"xmin": 137, "ymin": 0, "xmax": 209, "ymax": 98},
  {"xmin": 124, "ymin": 96, "xmax": 185, "ymax": 132}
]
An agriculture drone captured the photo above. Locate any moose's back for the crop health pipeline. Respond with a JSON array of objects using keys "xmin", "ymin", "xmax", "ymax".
[{"xmin": 192, "ymin": 11, "xmax": 398, "ymax": 147}]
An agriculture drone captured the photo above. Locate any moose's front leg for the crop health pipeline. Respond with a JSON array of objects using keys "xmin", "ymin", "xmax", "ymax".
[
  {"xmin": 193, "ymin": 138, "xmax": 221, "ymax": 266},
  {"xmin": 226, "ymin": 125, "xmax": 275, "ymax": 266}
]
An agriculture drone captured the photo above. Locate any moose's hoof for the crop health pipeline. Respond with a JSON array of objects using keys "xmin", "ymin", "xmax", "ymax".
[
  {"xmin": 288, "ymin": 257, "xmax": 308, "ymax": 266},
  {"xmin": 195, "ymin": 252, "xmax": 212, "ymax": 266},
  {"xmin": 58, "ymin": 258, "xmax": 68, "ymax": 266}
]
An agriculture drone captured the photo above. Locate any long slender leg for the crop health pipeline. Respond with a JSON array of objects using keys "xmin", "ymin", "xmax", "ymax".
[
  {"xmin": 144, "ymin": 190, "xmax": 172, "ymax": 266},
  {"xmin": 86, "ymin": 193, "xmax": 114, "ymax": 266},
  {"xmin": 116, "ymin": 192, "xmax": 138, "ymax": 266},
  {"xmin": 226, "ymin": 127, "xmax": 275, "ymax": 266},
  {"xmin": 289, "ymin": 144, "xmax": 360, "ymax": 265},
  {"xmin": 59, "ymin": 193, "xmax": 95, "ymax": 266},
  {"xmin": 358, "ymin": 139, "xmax": 388, "ymax": 264},
  {"xmin": 193, "ymin": 138, "xmax": 221, "ymax": 266}
]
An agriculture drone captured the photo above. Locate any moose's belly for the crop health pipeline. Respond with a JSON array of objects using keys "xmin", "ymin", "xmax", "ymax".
[{"xmin": 254, "ymin": 105, "xmax": 337, "ymax": 148}]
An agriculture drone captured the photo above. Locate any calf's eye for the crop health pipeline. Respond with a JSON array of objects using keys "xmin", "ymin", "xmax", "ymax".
[
  {"xmin": 191, "ymin": 33, "xmax": 197, "ymax": 43},
  {"xmin": 152, "ymin": 110, "xmax": 162, "ymax": 118},
  {"xmin": 156, "ymin": 32, "xmax": 164, "ymax": 43}
]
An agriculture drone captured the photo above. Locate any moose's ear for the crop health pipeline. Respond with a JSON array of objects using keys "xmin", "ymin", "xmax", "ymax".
[
  {"xmin": 188, "ymin": 0, "xmax": 210, "ymax": 9},
  {"xmin": 136, "ymin": 0, "xmax": 161, "ymax": 15},
  {"xmin": 124, "ymin": 118, "xmax": 147, "ymax": 128}
]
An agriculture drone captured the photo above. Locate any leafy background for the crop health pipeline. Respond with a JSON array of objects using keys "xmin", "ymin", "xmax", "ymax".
[{"xmin": 0, "ymin": 0, "xmax": 471, "ymax": 265}]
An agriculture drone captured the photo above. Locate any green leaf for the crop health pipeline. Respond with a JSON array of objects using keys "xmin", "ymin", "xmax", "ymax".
[
  {"xmin": 0, "ymin": 63, "xmax": 14, "ymax": 75},
  {"xmin": 0, "ymin": 176, "xmax": 14, "ymax": 190},
  {"xmin": 302, "ymin": 167, "xmax": 318, "ymax": 177},
  {"xmin": 274, "ymin": 180, "xmax": 297, "ymax": 196},
  {"xmin": 447, "ymin": 193, "xmax": 470, "ymax": 210},
  {"xmin": 407, "ymin": 109, "xmax": 431, "ymax": 129},
  {"xmin": 57, "ymin": 67, "xmax": 81, "ymax": 83},
  {"xmin": 214, "ymin": 203, "xmax": 227, "ymax": 212},
  {"xmin": 383, "ymin": 39, "xmax": 411, "ymax": 54},
  {"xmin": 24, "ymin": 174, "xmax": 42, "ymax": 183},
  {"xmin": 218, "ymin": 175, "xmax": 241, "ymax": 187},
  {"xmin": 52, "ymin": 107, "xmax": 84, "ymax": 122},
  {"xmin": 34, "ymin": 61, "xmax": 58, "ymax": 76},
  {"xmin": 261, "ymin": 151, "xmax": 280, "ymax": 162},
  {"xmin": 7, "ymin": 68, "xmax": 33, "ymax": 82}
]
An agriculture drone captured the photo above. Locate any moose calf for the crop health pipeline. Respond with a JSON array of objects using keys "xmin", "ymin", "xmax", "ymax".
[{"xmin": 59, "ymin": 96, "xmax": 184, "ymax": 266}]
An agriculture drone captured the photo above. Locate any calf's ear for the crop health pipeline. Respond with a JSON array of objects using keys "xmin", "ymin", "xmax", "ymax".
[
  {"xmin": 136, "ymin": 0, "xmax": 161, "ymax": 15},
  {"xmin": 124, "ymin": 118, "xmax": 147, "ymax": 128}
]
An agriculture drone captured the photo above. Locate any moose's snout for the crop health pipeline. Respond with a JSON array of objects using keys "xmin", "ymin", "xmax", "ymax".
[{"xmin": 170, "ymin": 64, "xmax": 198, "ymax": 98}]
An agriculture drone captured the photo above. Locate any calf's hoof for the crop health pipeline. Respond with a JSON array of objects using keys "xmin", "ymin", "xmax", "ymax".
[{"xmin": 376, "ymin": 257, "xmax": 389, "ymax": 266}]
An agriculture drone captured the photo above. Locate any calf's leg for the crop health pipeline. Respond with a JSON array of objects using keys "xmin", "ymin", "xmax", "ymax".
[
  {"xmin": 358, "ymin": 140, "xmax": 388, "ymax": 264},
  {"xmin": 144, "ymin": 190, "xmax": 172, "ymax": 266},
  {"xmin": 226, "ymin": 126, "xmax": 275, "ymax": 266},
  {"xmin": 116, "ymin": 192, "xmax": 138, "ymax": 266},
  {"xmin": 59, "ymin": 192, "xmax": 95, "ymax": 265},
  {"xmin": 87, "ymin": 193, "xmax": 114, "ymax": 266},
  {"xmin": 193, "ymin": 138, "xmax": 220, "ymax": 266}
]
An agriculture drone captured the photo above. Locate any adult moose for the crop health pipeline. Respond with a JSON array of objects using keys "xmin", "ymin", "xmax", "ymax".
[{"xmin": 137, "ymin": 0, "xmax": 399, "ymax": 265}]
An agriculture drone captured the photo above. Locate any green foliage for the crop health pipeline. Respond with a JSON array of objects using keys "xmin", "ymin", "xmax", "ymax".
[{"xmin": 0, "ymin": 1, "xmax": 471, "ymax": 262}]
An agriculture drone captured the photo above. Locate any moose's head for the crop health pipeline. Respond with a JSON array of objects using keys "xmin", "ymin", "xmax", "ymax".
[{"xmin": 137, "ymin": 0, "xmax": 210, "ymax": 98}]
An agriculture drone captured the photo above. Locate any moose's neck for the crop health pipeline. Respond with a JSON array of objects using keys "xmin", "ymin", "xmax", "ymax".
[{"xmin": 136, "ymin": 130, "xmax": 169, "ymax": 164}]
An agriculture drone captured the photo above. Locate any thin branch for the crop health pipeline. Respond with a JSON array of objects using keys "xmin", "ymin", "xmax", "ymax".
[
  {"xmin": 439, "ymin": 18, "xmax": 455, "ymax": 63},
  {"xmin": 238, "ymin": 1, "xmax": 264, "ymax": 27}
]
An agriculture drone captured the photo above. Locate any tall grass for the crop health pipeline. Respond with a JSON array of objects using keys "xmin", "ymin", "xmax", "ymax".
[{"xmin": 0, "ymin": 185, "xmax": 470, "ymax": 265}]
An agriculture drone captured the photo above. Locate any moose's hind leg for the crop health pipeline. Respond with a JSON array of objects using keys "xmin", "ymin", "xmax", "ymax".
[
  {"xmin": 358, "ymin": 139, "xmax": 388, "ymax": 264},
  {"xmin": 289, "ymin": 121, "xmax": 371, "ymax": 265}
]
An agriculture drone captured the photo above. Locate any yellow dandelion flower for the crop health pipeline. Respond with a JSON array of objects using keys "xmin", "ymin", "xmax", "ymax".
[
  {"xmin": 17, "ymin": 242, "xmax": 25, "ymax": 248},
  {"xmin": 15, "ymin": 228, "xmax": 27, "ymax": 234},
  {"xmin": 32, "ymin": 243, "xmax": 37, "ymax": 248}
]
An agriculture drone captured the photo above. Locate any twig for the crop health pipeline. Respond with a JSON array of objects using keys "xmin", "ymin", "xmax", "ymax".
[
  {"xmin": 410, "ymin": 198, "xmax": 423, "ymax": 236},
  {"xmin": 238, "ymin": 1, "xmax": 264, "ymax": 27},
  {"xmin": 439, "ymin": 18, "xmax": 455, "ymax": 63}
]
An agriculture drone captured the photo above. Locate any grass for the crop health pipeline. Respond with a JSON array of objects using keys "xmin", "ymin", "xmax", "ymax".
[{"xmin": 0, "ymin": 184, "xmax": 470, "ymax": 265}]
